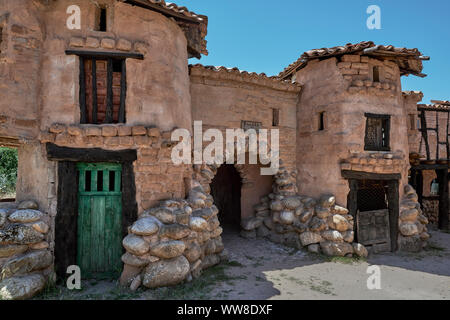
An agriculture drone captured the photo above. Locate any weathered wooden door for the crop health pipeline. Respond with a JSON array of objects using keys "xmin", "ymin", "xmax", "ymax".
[
  {"xmin": 357, "ymin": 209, "xmax": 391, "ymax": 252},
  {"xmin": 76, "ymin": 163, "xmax": 123, "ymax": 279}
]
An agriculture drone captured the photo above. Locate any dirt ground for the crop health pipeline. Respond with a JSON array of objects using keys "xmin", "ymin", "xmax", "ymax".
[{"xmin": 37, "ymin": 229, "xmax": 450, "ymax": 300}]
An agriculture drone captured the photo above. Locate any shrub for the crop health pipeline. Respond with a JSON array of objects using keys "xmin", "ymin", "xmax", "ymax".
[{"xmin": 0, "ymin": 147, "xmax": 18, "ymax": 196}]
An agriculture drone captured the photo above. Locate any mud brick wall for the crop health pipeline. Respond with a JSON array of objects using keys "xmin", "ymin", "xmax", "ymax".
[
  {"xmin": 41, "ymin": 124, "xmax": 192, "ymax": 214},
  {"xmin": 293, "ymin": 55, "xmax": 411, "ymax": 205}
]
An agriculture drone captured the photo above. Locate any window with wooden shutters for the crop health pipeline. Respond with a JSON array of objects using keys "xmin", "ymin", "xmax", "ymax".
[
  {"xmin": 364, "ymin": 113, "xmax": 391, "ymax": 151},
  {"xmin": 79, "ymin": 57, "xmax": 126, "ymax": 124}
]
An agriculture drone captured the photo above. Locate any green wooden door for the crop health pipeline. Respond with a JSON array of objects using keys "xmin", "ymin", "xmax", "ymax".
[{"xmin": 76, "ymin": 163, "xmax": 123, "ymax": 279}]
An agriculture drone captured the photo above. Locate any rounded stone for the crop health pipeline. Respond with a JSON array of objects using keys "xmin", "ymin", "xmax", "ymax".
[
  {"xmin": 241, "ymin": 217, "xmax": 263, "ymax": 231},
  {"xmin": 399, "ymin": 223, "xmax": 419, "ymax": 236},
  {"xmin": 299, "ymin": 209, "xmax": 314, "ymax": 223},
  {"xmin": 122, "ymin": 234, "xmax": 150, "ymax": 256},
  {"xmin": 319, "ymin": 195, "xmax": 336, "ymax": 208},
  {"xmin": 0, "ymin": 274, "xmax": 46, "ymax": 300},
  {"xmin": 329, "ymin": 214, "xmax": 352, "ymax": 232},
  {"xmin": 1, "ymin": 251, "xmax": 53, "ymax": 280},
  {"xmin": 315, "ymin": 207, "xmax": 330, "ymax": 219},
  {"xmin": 145, "ymin": 207, "xmax": 175, "ymax": 224},
  {"xmin": 142, "ymin": 256, "xmax": 190, "ymax": 289},
  {"xmin": 32, "ymin": 221, "xmax": 49, "ymax": 234},
  {"xmin": 131, "ymin": 217, "xmax": 160, "ymax": 236},
  {"xmin": 159, "ymin": 224, "xmax": 190, "ymax": 240},
  {"xmin": 299, "ymin": 232, "xmax": 323, "ymax": 246},
  {"xmin": 150, "ymin": 240, "xmax": 185, "ymax": 259},
  {"xmin": 352, "ymin": 243, "xmax": 368, "ymax": 258},
  {"xmin": 0, "ymin": 224, "xmax": 44, "ymax": 245},
  {"xmin": 8, "ymin": 210, "xmax": 43, "ymax": 223},
  {"xmin": 400, "ymin": 208, "xmax": 419, "ymax": 222},
  {"xmin": 321, "ymin": 230, "xmax": 344, "ymax": 242},
  {"xmin": 0, "ymin": 209, "xmax": 7, "ymax": 227},
  {"xmin": 270, "ymin": 201, "xmax": 283, "ymax": 211},
  {"xmin": 282, "ymin": 197, "xmax": 302, "ymax": 210},
  {"xmin": 320, "ymin": 241, "xmax": 353, "ymax": 257},
  {"xmin": 121, "ymin": 252, "xmax": 150, "ymax": 268},
  {"xmin": 0, "ymin": 244, "xmax": 28, "ymax": 258},
  {"xmin": 184, "ymin": 242, "xmax": 202, "ymax": 263},
  {"xmin": 280, "ymin": 211, "xmax": 295, "ymax": 225},
  {"xmin": 332, "ymin": 205, "xmax": 349, "ymax": 215},
  {"xmin": 17, "ymin": 200, "xmax": 39, "ymax": 210},
  {"xmin": 189, "ymin": 217, "xmax": 208, "ymax": 232}
]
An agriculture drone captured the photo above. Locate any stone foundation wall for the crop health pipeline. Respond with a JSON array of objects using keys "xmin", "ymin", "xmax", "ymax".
[
  {"xmin": 398, "ymin": 185, "xmax": 430, "ymax": 252},
  {"xmin": 0, "ymin": 200, "xmax": 52, "ymax": 300},
  {"xmin": 242, "ymin": 166, "xmax": 369, "ymax": 257},
  {"xmin": 119, "ymin": 182, "xmax": 225, "ymax": 290}
]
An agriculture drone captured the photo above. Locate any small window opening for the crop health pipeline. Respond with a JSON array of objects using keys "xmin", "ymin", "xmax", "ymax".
[
  {"xmin": 0, "ymin": 27, "xmax": 3, "ymax": 54},
  {"xmin": 318, "ymin": 112, "xmax": 325, "ymax": 131},
  {"xmin": 97, "ymin": 170, "xmax": 103, "ymax": 191},
  {"xmin": 85, "ymin": 171, "xmax": 92, "ymax": 192},
  {"xmin": 272, "ymin": 108, "xmax": 280, "ymax": 127},
  {"xmin": 112, "ymin": 59, "xmax": 122, "ymax": 73},
  {"xmin": 96, "ymin": 7, "xmax": 107, "ymax": 32},
  {"xmin": 373, "ymin": 66, "xmax": 380, "ymax": 83},
  {"xmin": 409, "ymin": 114, "xmax": 415, "ymax": 130},
  {"xmin": 0, "ymin": 147, "xmax": 18, "ymax": 202},
  {"xmin": 109, "ymin": 171, "xmax": 115, "ymax": 192}
]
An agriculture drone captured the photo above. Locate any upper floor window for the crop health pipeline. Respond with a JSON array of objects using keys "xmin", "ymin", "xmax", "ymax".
[
  {"xmin": 318, "ymin": 111, "xmax": 326, "ymax": 131},
  {"xmin": 79, "ymin": 56, "xmax": 126, "ymax": 124},
  {"xmin": 95, "ymin": 6, "xmax": 108, "ymax": 32},
  {"xmin": 364, "ymin": 113, "xmax": 390, "ymax": 151},
  {"xmin": 272, "ymin": 108, "xmax": 280, "ymax": 127},
  {"xmin": 373, "ymin": 66, "xmax": 380, "ymax": 83}
]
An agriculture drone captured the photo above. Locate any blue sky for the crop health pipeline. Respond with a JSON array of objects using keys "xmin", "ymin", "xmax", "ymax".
[{"xmin": 182, "ymin": 0, "xmax": 449, "ymax": 103}]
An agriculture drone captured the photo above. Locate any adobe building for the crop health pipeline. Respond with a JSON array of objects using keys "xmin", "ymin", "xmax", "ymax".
[{"xmin": 0, "ymin": 0, "xmax": 443, "ymax": 299}]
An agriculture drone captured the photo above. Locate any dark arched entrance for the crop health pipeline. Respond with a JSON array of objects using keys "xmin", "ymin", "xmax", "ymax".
[{"xmin": 210, "ymin": 164, "xmax": 242, "ymax": 231}]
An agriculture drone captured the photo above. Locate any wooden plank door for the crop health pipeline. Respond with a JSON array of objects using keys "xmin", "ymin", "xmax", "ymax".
[
  {"xmin": 356, "ymin": 209, "xmax": 391, "ymax": 252},
  {"xmin": 76, "ymin": 162, "xmax": 123, "ymax": 279}
]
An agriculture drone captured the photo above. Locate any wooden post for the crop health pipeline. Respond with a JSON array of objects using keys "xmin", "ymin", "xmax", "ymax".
[
  {"xmin": 105, "ymin": 58, "xmax": 114, "ymax": 123},
  {"xmin": 79, "ymin": 57, "xmax": 87, "ymax": 124},
  {"xmin": 420, "ymin": 110, "xmax": 430, "ymax": 160},
  {"xmin": 347, "ymin": 179, "xmax": 359, "ymax": 238},
  {"xmin": 92, "ymin": 58, "xmax": 98, "ymax": 124},
  {"xmin": 118, "ymin": 59, "xmax": 126, "ymax": 123},
  {"xmin": 387, "ymin": 180, "xmax": 399, "ymax": 252},
  {"xmin": 437, "ymin": 169, "xmax": 449, "ymax": 230}
]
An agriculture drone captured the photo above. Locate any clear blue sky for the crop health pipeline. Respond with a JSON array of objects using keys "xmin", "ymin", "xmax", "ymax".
[{"xmin": 181, "ymin": 0, "xmax": 449, "ymax": 104}]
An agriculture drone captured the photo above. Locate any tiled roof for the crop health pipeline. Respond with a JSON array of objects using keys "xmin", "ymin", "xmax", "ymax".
[
  {"xmin": 418, "ymin": 101, "xmax": 450, "ymax": 111},
  {"xmin": 189, "ymin": 64, "xmax": 302, "ymax": 92},
  {"xmin": 125, "ymin": 0, "xmax": 206, "ymax": 23},
  {"xmin": 402, "ymin": 91, "xmax": 424, "ymax": 100},
  {"xmin": 279, "ymin": 41, "xmax": 427, "ymax": 79},
  {"xmin": 123, "ymin": 0, "xmax": 208, "ymax": 56}
]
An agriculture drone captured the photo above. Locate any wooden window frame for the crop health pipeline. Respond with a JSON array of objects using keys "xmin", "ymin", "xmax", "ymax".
[
  {"xmin": 66, "ymin": 49, "xmax": 143, "ymax": 125},
  {"xmin": 364, "ymin": 113, "xmax": 391, "ymax": 152},
  {"xmin": 272, "ymin": 108, "xmax": 280, "ymax": 127},
  {"xmin": 78, "ymin": 55, "xmax": 127, "ymax": 124}
]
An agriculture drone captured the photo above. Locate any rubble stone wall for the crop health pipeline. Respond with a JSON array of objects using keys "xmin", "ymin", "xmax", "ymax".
[
  {"xmin": 0, "ymin": 200, "xmax": 52, "ymax": 300},
  {"xmin": 119, "ymin": 183, "xmax": 225, "ymax": 290}
]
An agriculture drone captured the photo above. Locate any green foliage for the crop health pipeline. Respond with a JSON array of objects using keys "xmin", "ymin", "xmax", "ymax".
[{"xmin": 0, "ymin": 147, "xmax": 18, "ymax": 196}]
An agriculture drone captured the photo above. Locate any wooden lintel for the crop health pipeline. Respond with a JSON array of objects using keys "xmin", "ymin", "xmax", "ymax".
[
  {"xmin": 341, "ymin": 170, "xmax": 401, "ymax": 181},
  {"xmin": 65, "ymin": 50, "xmax": 144, "ymax": 60},
  {"xmin": 46, "ymin": 143, "xmax": 137, "ymax": 162}
]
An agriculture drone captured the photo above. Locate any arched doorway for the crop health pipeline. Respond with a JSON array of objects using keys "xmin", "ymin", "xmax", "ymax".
[{"xmin": 210, "ymin": 165, "xmax": 242, "ymax": 231}]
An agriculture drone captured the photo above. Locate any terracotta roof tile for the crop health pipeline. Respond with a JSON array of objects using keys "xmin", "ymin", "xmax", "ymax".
[
  {"xmin": 279, "ymin": 41, "xmax": 427, "ymax": 79},
  {"xmin": 189, "ymin": 64, "xmax": 302, "ymax": 92}
]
